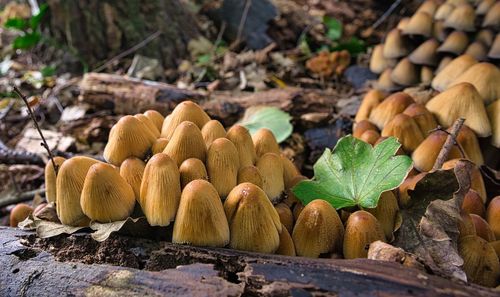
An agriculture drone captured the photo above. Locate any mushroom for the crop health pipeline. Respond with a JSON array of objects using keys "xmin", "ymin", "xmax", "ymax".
[
  {"xmin": 226, "ymin": 124, "xmax": 257, "ymax": 167},
  {"xmin": 119, "ymin": 157, "xmax": 146, "ymax": 200},
  {"xmin": 179, "ymin": 158, "xmax": 208, "ymax": 188},
  {"xmin": 160, "ymin": 100, "xmax": 210, "ymax": 140},
  {"xmin": 44, "ymin": 156, "xmax": 66, "ymax": 204},
  {"xmin": 163, "ymin": 121, "xmax": 207, "ymax": 166},
  {"xmin": 343, "ymin": 210, "xmax": 386, "ymax": 259},
  {"xmin": 201, "ymin": 119, "xmax": 226, "ymax": 148},
  {"xmin": 252, "ymin": 128, "xmax": 280, "ymax": 158},
  {"xmin": 257, "ymin": 153, "xmax": 285, "ymax": 203},
  {"xmin": 206, "ymin": 138, "xmax": 240, "ymax": 198}
]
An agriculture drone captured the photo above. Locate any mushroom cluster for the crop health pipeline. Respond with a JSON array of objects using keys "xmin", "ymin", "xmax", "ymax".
[
  {"xmin": 370, "ymin": 0, "xmax": 499, "ymax": 92},
  {"xmin": 362, "ymin": 0, "xmax": 500, "ymax": 287},
  {"xmin": 43, "ymin": 100, "xmax": 401, "ymax": 260}
]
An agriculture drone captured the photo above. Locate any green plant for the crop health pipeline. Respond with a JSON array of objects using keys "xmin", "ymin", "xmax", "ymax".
[
  {"xmin": 4, "ymin": 4, "xmax": 48, "ymax": 50},
  {"xmin": 293, "ymin": 136, "xmax": 412, "ymax": 209},
  {"xmin": 323, "ymin": 16, "xmax": 366, "ymax": 56}
]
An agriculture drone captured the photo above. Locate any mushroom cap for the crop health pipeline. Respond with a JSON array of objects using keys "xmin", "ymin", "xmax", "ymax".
[
  {"xmin": 367, "ymin": 191, "xmax": 399, "ymax": 240},
  {"xmin": 390, "ymin": 58, "xmax": 419, "ymax": 86},
  {"xmin": 103, "ymin": 115, "xmax": 157, "ymax": 166},
  {"xmin": 151, "ymin": 138, "xmax": 169, "ymax": 155},
  {"xmin": 442, "ymin": 159, "xmax": 487, "ymax": 202},
  {"xmin": 179, "ymin": 158, "xmax": 208, "ymax": 188},
  {"xmin": 135, "ymin": 113, "xmax": 160, "ymax": 138},
  {"xmin": 206, "ymin": 138, "xmax": 240, "ymax": 198},
  {"xmin": 280, "ymin": 154, "xmax": 300, "ymax": 190},
  {"xmin": 375, "ymin": 68, "xmax": 400, "ymax": 92},
  {"xmin": 370, "ymin": 44, "xmax": 396, "ymax": 74},
  {"xmin": 464, "ymin": 42, "xmax": 488, "ymax": 62},
  {"xmin": 486, "ymin": 196, "xmax": 500, "ymax": 240},
  {"xmin": 81, "ymin": 163, "xmax": 136, "ymax": 222},
  {"xmin": 381, "ymin": 113, "xmax": 425, "ymax": 153},
  {"xmin": 44, "ymin": 156, "xmax": 66, "ymax": 204},
  {"xmin": 476, "ymin": 0, "xmax": 496, "ymax": 16},
  {"xmin": 353, "ymin": 120, "xmax": 379, "ymax": 138},
  {"xmin": 476, "ymin": 29, "xmax": 495, "ymax": 47},
  {"xmin": 409, "ymin": 39, "xmax": 439, "ymax": 66},
  {"xmin": 470, "ymin": 214, "xmax": 496, "ymax": 242},
  {"xmin": 252, "ymin": 128, "xmax": 280, "ymax": 158},
  {"xmin": 482, "ymin": 1, "xmax": 500, "ymax": 29},
  {"xmin": 224, "ymin": 182, "xmax": 282, "ymax": 253},
  {"xmin": 487, "ymin": 100, "xmax": 500, "ymax": 148},
  {"xmin": 383, "ymin": 29, "xmax": 410, "ymax": 59},
  {"xmin": 163, "ymin": 121, "xmax": 207, "ymax": 166},
  {"xmin": 257, "ymin": 153, "xmax": 285, "ymax": 203},
  {"xmin": 360, "ymin": 130, "xmax": 380, "ymax": 145},
  {"xmin": 488, "ymin": 34, "xmax": 500, "ymax": 59},
  {"xmin": 426, "ymin": 82, "xmax": 492, "ymax": 137},
  {"xmin": 402, "ymin": 12, "xmax": 433, "ymax": 37},
  {"xmin": 432, "ymin": 20, "xmax": 446, "ymax": 42},
  {"xmin": 275, "ymin": 225, "xmax": 296, "ymax": 256},
  {"xmin": 343, "ymin": 210, "xmax": 386, "ymax": 259},
  {"xmin": 403, "ymin": 103, "xmax": 438, "ymax": 136},
  {"xmin": 449, "ymin": 62, "xmax": 500, "ymax": 105},
  {"xmin": 275, "ymin": 203, "xmax": 294, "ymax": 233},
  {"xmin": 435, "ymin": 3, "xmax": 454, "ymax": 21},
  {"xmin": 172, "ymin": 179, "xmax": 229, "ymax": 247},
  {"xmin": 143, "ymin": 110, "xmax": 164, "ymax": 131},
  {"xmin": 416, "ymin": 0, "xmax": 438, "ymax": 16},
  {"xmin": 462, "ymin": 189, "xmax": 485, "ymax": 217},
  {"xmin": 292, "ymin": 199, "xmax": 344, "ymax": 258},
  {"xmin": 10, "ymin": 203, "xmax": 33, "ymax": 227},
  {"xmin": 201, "ymin": 119, "xmax": 226, "ymax": 148},
  {"xmin": 369, "ymin": 92, "xmax": 415, "ymax": 129},
  {"xmin": 443, "ymin": 3, "xmax": 476, "ymax": 32},
  {"xmin": 56, "ymin": 156, "xmax": 101, "ymax": 226},
  {"xmin": 432, "ymin": 55, "xmax": 477, "ymax": 91},
  {"xmin": 435, "ymin": 56, "xmax": 454, "ymax": 74},
  {"xmin": 354, "ymin": 89, "xmax": 385, "ymax": 123},
  {"xmin": 160, "ymin": 100, "xmax": 211, "ymax": 140},
  {"xmin": 454, "ymin": 125, "xmax": 484, "ymax": 165},
  {"xmin": 459, "ymin": 235, "xmax": 500, "ymax": 287},
  {"xmin": 119, "ymin": 157, "xmax": 146, "ymax": 200},
  {"xmin": 226, "ymin": 125, "xmax": 257, "ymax": 167},
  {"xmin": 437, "ymin": 30, "xmax": 469, "ymax": 55},
  {"xmin": 139, "ymin": 153, "xmax": 181, "ymax": 226},
  {"xmin": 411, "ymin": 131, "xmax": 462, "ymax": 172},
  {"xmin": 237, "ymin": 165, "xmax": 263, "ymax": 188}
]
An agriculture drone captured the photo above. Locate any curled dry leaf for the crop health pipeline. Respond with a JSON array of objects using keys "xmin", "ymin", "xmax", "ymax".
[
  {"xmin": 90, "ymin": 217, "xmax": 146, "ymax": 242},
  {"xmin": 393, "ymin": 159, "xmax": 474, "ymax": 282}
]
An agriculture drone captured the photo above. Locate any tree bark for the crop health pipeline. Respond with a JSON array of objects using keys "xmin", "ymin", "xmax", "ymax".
[
  {"xmin": 45, "ymin": 0, "xmax": 199, "ymax": 69},
  {"xmin": 1, "ymin": 227, "xmax": 498, "ymax": 296}
]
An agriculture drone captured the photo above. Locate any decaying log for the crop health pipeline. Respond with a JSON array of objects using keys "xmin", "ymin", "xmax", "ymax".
[
  {"xmin": 78, "ymin": 72, "xmax": 204, "ymax": 114},
  {"xmin": 1, "ymin": 227, "xmax": 497, "ymax": 296}
]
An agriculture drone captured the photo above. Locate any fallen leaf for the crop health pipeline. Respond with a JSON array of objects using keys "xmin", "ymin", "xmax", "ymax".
[
  {"xmin": 239, "ymin": 106, "xmax": 293, "ymax": 143},
  {"xmin": 36, "ymin": 220, "xmax": 87, "ymax": 238},
  {"xmin": 90, "ymin": 217, "xmax": 145, "ymax": 242}
]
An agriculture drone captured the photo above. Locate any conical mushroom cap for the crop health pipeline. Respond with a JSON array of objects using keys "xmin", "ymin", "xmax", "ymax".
[
  {"xmin": 369, "ymin": 92, "xmax": 415, "ymax": 129},
  {"xmin": 44, "ymin": 156, "xmax": 66, "ymax": 204},
  {"xmin": 426, "ymin": 83, "xmax": 492, "ymax": 137},
  {"xmin": 160, "ymin": 101, "xmax": 211, "ymax": 140},
  {"xmin": 412, "ymin": 131, "xmax": 463, "ymax": 172},
  {"xmin": 139, "ymin": 153, "xmax": 181, "ymax": 226},
  {"xmin": 476, "ymin": 29, "xmax": 495, "ymax": 47},
  {"xmin": 281, "ymin": 154, "xmax": 300, "ymax": 190},
  {"xmin": 151, "ymin": 138, "xmax": 169, "ymax": 155},
  {"xmin": 172, "ymin": 180, "xmax": 229, "ymax": 247},
  {"xmin": 416, "ymin": 0, "xmax": 438, "ymax": 16},
  {"xmin": 56, "ymin": 156, "xmax": 101, "ymax": 226},
  {"xmin": 224, "ymin": 182, "xmax": 282, "ymax": 253},
  {"xmin": 435, "ymin": 56, "xmax": 454, "ymax": 74},
  {"xmin": 464, "ymin": 42, "xmax": 488, "ymax": 61},
  {"xmin": 397, "ymin": 17, "xmax": 410, "ymax": 31},
  {"xmin": 343, "ymin": 210, "xmax": 386, "ymax": 259},
  {"xmin": 444, "ymin": 4, "xmax": 475, "ymax": 31},
  {"xmin": 488, "ymin": 34, "xmax": 500, "ymax": 59},
  {"xmin": 482, "ymin": 1, "xmax": 500, "ymax": 29},
  {"xmin": 370, "ymin": 44, "xmax": 396, "ymax": 74},
  {"xmin": 459, "ymin": 212, "xmax": 477, "ymax": 239},
  {"xmin": 292, "ymin": 199, "xmax": 344, "ymax": 258},
  {"xmin": 276, "ymin": 225, "xmax": 296, "ymax": 256},
  {"xmin": 367, "ymin": 191, "xmax": 399, "ymax": 240},
  {"xmin": 226, "ymin": 125, "xmax": 257, "ymax": 167},
  {"xmin": 442, "ymin": 159, "xmax": 487, "ymax": 202},
  {"xmin": 459, "ymin": 235, "xmax": 500, "ymax": 287},
  {"xmin": 252, "ymin": 128, "xmax": 280, "ymax": 158},
  {"xmin": 257, "ymin": 153, "xmax": 284, "ymax": 203},
  {"xmin": 10, "ymin": 204, "xmax": 33, "ymax": 227},
  {"xmin": 381, "ymin": 113, "xmax": 425, "ymax": 153},
  {"xmin": 470, "ymin": 214, "xmax": 496, "ymax": 242},
  {"xmin": 432, "ymin": 20, "xmax": 446, "ymax": 42},
  {"xmin": 432, "ymin": 55, "xmax": 477, "ymax": 91},
  {"xmin": 143, "ymin": 110, "xmax": 164, "ymax": 131},
  {"xmin": 81, "ymin": 163, "xmax": 135, "ymax": 222},
  {"xmin": 135, "ymin": 114, "xmax": 160, "ymax": 138},
  {"xmin": 354, "ymin": 89, "xmax": 384, "ymax": 123},
  {"xmin": 353, "ymin": 120, "xmax": 379, "ymax": 138},
  {"xmin": 402, "ymin": 12, "xmax": 433, "ymax": 37},
  {"xmin": 477, "ymin": 0, "xmax": 496, "ymax": 15},
  {"xmin": 163, "ymin": 121, "xmax": 207, "ymax": 166},
  {"xmin": 486, "ymin": 196, "xmax": 500, "ymax": 240},
  {"xmin": 179, "ymin": 158, "xmax": 208, "ymax": 188},
  {"xmin": 375, "ymin": 68, "xmax": 400, "ymax": 91},
  {"xmin": 360, "ymin": 130, "xmax": 380, "ymax": 145},
  {"xmin": 403, "ymin": 103, "xmax": 438, "ymax": 136},
  {"xmin": 119, "ymin": 157, "xmax": 146, "ymax": 200},
  {"xmin": 409, "ymin": 39, "xmax": 439, "ymax": 66},
  {"xmin": 462, "ymin": 189, "xmax": 486, "ymax": 217},
  {"xmin": 207, "ymin": 138, "xmax": 239, "ymax": 198},
  {"xmin": 454, "ymin": 125, "xmax": 484, "ymax": 165},
  {"xmin": 487, "ymin": 100, "xmax": 500, "ymax": 148},
  {"xmin": 390, "ymin": 58, "xmax": 419, "ymax": 86},
  {"xmin": 103, "ymin": 116, "xmax": 156, "ymax": 166},
  {"xmin": 201, "ymin": 119, "xmax": 226, "ymax": 148},
  {"xmin": 450, "ymin": 63, "xmax": 500, "ymax": 105},
  {"xmin": 437, "ymin": 31, "xmax": 469, "ymax": 55},
  {"xmin": 435, "ymin": 3, "xmax": 454, "ymax": 20},
  {"xmin": 420, "ymin": 66, "xmax": 434, "ymax": 86},
  {"xmin": 237, "ymin": 165, "xmax": 263, "ymax": 188},
  {"xmin": 275, "ymin": 203, "xmax": 294, "ymax": 233},
  {"xmin": 383, "ymin": 29, "xmax": 410, "ymax": 59}
]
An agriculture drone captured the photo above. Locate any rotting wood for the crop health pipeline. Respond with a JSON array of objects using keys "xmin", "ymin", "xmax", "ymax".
[
  {"xmin": 78, "ymin": 72, "xmax": 204, "ymax": 114},
  {"xmin": 1, "ymin": 227, "xmax": 498, "ymax": 297}
]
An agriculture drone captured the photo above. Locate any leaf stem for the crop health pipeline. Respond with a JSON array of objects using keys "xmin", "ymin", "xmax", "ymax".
[{"xmin": 13, "ymin": 86, "xmax": 58, "ymax": 176}]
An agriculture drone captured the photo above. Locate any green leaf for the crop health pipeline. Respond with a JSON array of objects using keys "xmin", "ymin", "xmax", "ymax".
[
  {"xmin": 293, "ymin": 136, "xmax": 412, "ymax": 209},
  {"xmin": 29, "ymin": 3, "xmax": 49, "ymax": 30},
  {"xmin": 12, "ymin": 32, "xmax": 41, "ymax": 49},
  {"xmin": 332, "ymin": 37, "xmax": 366, "ymax": 56},
  {"xmin": 323, "ymin": 16, "xmax": 342, "ymax": 41},
  {"xmin": 239, "ymin": 106, "xmax": 293, "ymax": 143},
  {"xmin": 4, "ymin": 18, "xmax": 28, "ymax": 30},
  {"xmin": 196, "ymin": 53, "xmax": 212, "ymax": 66},
  {"xmin": 41, "ymin": 66, "xmax": 56, "ymax": 77}
]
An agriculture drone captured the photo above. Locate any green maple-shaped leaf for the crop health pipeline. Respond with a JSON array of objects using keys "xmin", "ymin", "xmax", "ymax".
[{"xmin": 293, "ymin": 135, "xmax": 412, "ymax": 209}]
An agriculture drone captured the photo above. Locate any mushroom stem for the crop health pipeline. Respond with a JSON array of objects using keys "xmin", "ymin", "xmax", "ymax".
[{"xmin": 432, "ymin": 118, "xmax": 465, "ymax": 170}]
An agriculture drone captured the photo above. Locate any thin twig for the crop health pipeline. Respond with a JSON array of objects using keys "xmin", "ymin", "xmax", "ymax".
[
  {"xmin": 235, "ymin": 0, "xmax": 252, "ymax": 44},
  {"xmin": 93, "ymin": 30, "xmax": 162, "ymax": 72},
  {"xmin": 372, "ymin": 0, "xmax": 403, "ymax": 29},
  {"xmin": 12, "ymin": 86, "xmax": 58, "ymax": 175},
  {"xmin": 432, "ymin": 118, "xmax": 465, "ymax": 171}
]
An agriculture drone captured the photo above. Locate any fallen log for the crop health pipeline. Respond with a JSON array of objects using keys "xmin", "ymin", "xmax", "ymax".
[
  {"xmin": 1, "ymin": 227, "xmax": 497, "ymax": 296},
  {"xmin": 78, "ymin": 73, "xmax": 205, "ymax": 114}
]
